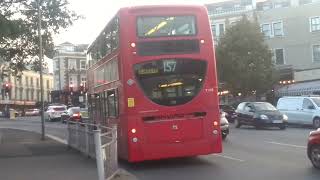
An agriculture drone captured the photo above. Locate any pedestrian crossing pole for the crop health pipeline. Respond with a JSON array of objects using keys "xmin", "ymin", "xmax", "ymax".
[{"xmin": 37, "ymin": 0, "xmax": 45, "ymax": 141}]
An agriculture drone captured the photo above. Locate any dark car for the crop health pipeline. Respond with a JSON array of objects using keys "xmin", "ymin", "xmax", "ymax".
[
  {"xmin": 235, "ymin": 102, "xmax": 288, "ymax": 130},
  {"xmin": 308, "ymin": 128, "xmax": 320, "ymax": 169},
  {"xmin": 219, "ymin": 105, "xmax": 237, "ymax": 123}
]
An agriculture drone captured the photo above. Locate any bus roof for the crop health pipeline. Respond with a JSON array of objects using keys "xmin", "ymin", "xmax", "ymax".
[{"xmin": 87, "ymin": 5, "xmax": 207, "ymax": 53}]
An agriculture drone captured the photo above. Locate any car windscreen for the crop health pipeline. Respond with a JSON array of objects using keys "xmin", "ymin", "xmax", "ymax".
[
  {"xmin": 137, "ymin": 16, "xmax": 196, "ymax": 38},
  {"xmin": 53, "ymin": 107, "xmax": 66, "ymax": 111},
  {"xmin": 134, "ymin": 58, "xmax": 206, "ymax": 106},
  {"xmin": 254, "ymin": 103, "xmax": 277, "ymax": 111},
  {"xmin": 311, "ymin": 98, "xmax": 320, "ymax": 107}
]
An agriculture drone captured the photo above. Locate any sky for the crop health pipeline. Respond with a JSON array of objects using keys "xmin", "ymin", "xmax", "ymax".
[{"xmin": 53, "ymin": 0, "xmax": 223, "ymax": 45}]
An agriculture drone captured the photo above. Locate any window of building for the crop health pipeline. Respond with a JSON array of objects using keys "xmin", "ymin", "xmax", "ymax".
[
  {"xmin": 300, "ymin": 0, "xmax": 312, "ymax": 5},
  {"xmin": 313, "ymin": 45, "xmax": 320, "ymax": 62},
  {"xmin": 55, "ymin": 60, "xmax": 59, "ymax": 69},
  {"xmin": 310, "ymin": 17, "xmax": 320, "ymax": 32},
  {"xmin": 30, "ymin": 77, "xmax": 33, "ymax": 86},
  {"xmin": 211, "ymin": 23, "xmax": 225, "ymax": 37},
  {"xmin": 25, "ymin": 77, "xmax": 29, "ymax": 86},
  {"xmin": 68, "ymin": 59, "xmax": 77, "ymax": 70},
  {"xmin": 31, "ymin": 90, "xmax": 34, "ymax": 100},
  {"xmin": 47, "ymin": 80, "xmax": 50, "ymax": 89},
  {"xmin": 211, "ymin": 24, "xmax": 216, "ymax": 37},
  {"xmin": 19, "ymin": 89, "xmax": 23, "ymax": 100},
  {"xmin": 274, "ymin": 0, "xmax": 290, "ymax": 8},
  {"xmin": 80, "ymin": 60, "xmax": 86, "ymax": 70},
  {"xmin": 218, "ymin": 24, "xmax": 225, "ymax": 35},
  {"xmin": 273, "ymin": 21, "xmax": 284, "ymax": 36},
  {"xmin": 275, "ymin": 49, "xmax": 285, "ymax": 65},
  {"xmin": 37, "ymin": 78, "xmax": 39, "ymax": 88},
  {"xmin": 261, "ymin": 23, "xmax": 272, "ymax": 37}
]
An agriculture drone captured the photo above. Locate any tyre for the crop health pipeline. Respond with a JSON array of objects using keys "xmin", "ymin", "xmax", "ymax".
[
  {"xmin": 279, "ymin": 125, "xmax": 286, "ymax": 130},
  {"xmin": 222, "ymin": 134, "xmax": 227, "ymax": 140},
  {"xmin": 235, "ymin": 119, "xmax": 241, "ymax": 128},
  {"xmin": 313, "ymin": 118, "xmax": 320, "ymax": 129},
  {"xmin": 48, "ymin": 116, "xmax": 52, "ymax": 122},
  {"xmin": 309, "ymin": 145, "xmax": 320, "ymax": 169},
  {"xmin": 255, "ymin": 125, "xmax": 262, "ymax": 130}
]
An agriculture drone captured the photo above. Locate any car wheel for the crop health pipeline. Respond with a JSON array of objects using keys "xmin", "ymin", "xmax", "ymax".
[
  {"xmin": 235, "ymin": 119, "xmax": 241, "ymax": 128},
  {"xmin": 255, "ymin": 124, "xmax": 262, "ymax": 130},
  {"xmin": 279, "ymin": 125, "xmax": 286, "ymax": 130},
  {"xmin": 222, "ymin": 134, "xmax": 227, "ymax": 140},
  {"xmin": 310, "ymin": 145, "xmax": 320, "ymax": 169},
  {"xmin": 313, "ymin": 118, "xmax": 320, "ymax": 129},
  {"xmin": 48, "ymin": 116, "xmax": 52, "ymax": 122}
]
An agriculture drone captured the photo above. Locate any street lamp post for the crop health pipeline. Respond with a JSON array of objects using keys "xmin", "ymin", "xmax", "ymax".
[{"xmin": 37, "ymin": 0, "xmax": 45, "ymax": 141}]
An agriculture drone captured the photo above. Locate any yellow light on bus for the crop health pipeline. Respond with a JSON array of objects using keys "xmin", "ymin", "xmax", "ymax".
[
  {"xmin": 130, "ymin": 43, "xmax": 136, "ymax": 48},
  {"xmin": 200, "ymin": 39, "xmax": 205, "ymax": 44},
  {"xmin": 213, "ymin": 121, "xmax": 218, "ymax": 126}
]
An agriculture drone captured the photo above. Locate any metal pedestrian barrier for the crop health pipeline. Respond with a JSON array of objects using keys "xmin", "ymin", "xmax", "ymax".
[{"xmin": 67, "ymin": 121, "xmax": 118, "ymax": 180}]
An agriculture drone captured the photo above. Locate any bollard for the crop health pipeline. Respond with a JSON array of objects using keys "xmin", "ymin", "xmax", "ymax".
[
  {"xmin": 85, "ymin": 124, "xmax": 90, "ymax": 156},
  {"xmin": 76, "ymin": 122, "xmax": 80, "ymax": 148},
  {"xmin": 67, "ymin": 120, "xmax": 71, "ymax": 148},
  {"xmin": 94, "ymin": 129, "xmax": 105, "ymax": 180}
]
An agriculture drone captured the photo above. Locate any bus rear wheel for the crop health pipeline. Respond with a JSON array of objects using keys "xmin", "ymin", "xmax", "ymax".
[{"xmin": 313, "ymin": 118, "xmax": 320, "ymax": 129}]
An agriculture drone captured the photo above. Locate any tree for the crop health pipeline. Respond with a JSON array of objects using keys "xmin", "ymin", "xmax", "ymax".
[
  {"xmin": 216, "ymin": 16, "xmax": 277, "ymax": 96},
  {"xmin": 0, "ymin": 0, "xmax": 81, "ymax": 74}
]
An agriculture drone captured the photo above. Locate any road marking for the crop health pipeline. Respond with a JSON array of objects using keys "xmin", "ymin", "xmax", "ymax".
[
  {"xmin": 213, "ymin": 154, "xmax": 245, "ymax": 162},
  {"xmin": 266, "ymin": 141, "xmax": 307, "ymax": 149}
]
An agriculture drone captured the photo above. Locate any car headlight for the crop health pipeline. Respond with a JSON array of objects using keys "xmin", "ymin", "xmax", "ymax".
[
  {"xmin": 221, "ymin": 112, "xmax": 227, "ymax": 118},
  {"xmin": 260, "ymin": 114, "xmax": 269, "ymax": 120},
  {"xmin": 282, "ymin": 114, "xmax": 288, "ymax": 121}
]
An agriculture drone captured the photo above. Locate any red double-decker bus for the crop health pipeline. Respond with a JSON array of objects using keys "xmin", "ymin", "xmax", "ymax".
[{"xmin": 86, "ymin": 5, "xmax": 222, "ymax": 162}]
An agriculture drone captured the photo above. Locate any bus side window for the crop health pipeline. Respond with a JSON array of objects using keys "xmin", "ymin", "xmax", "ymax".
[
  {"xmin": 104, "ymin": 91, "xmax": 108, "ymax": 117},
  {"xmin": 107, "ymin": 89, "xmax": 119, "ymax": 118}
]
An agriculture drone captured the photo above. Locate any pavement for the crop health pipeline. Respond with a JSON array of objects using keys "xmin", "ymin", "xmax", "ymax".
[
  {"xmin": 0, "ymin": 128, "xmax": 98, "ymax": 180},
  {"xmin": 0, "ymin": 118, "xmax": 137, "ymax": 180},
  {"xmin": 1, "ymin": 117, "xmax": 320, "ymax": 180}
]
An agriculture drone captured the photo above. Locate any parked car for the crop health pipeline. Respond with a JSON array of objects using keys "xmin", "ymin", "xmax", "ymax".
[
  {"xmin": 25, "ymin": 109, "xmax": 40, "ymax": 116},
  {"xmin": 220, "ymin": 110, "xmax": 229, "ymax": 140},
  {"xmin": 219, "ymin": 104, "xmax": 237, "ymax": 123},
  {"xmin": 277, "ymin": 96, "xmax": 320, "ymax": 129},
  {"xmin": 235, "ymin": 102, "xmax": 288, "ymax": 130},
  {"xmin": 308, "ymin": 128, "xmax": 320, "ymax": 169},
  {"xmin": 61, "ymin": 107, "xmax": 88, "ymax": 123},
  {"xmin": 44, "ymin": 105, "xmax": 67, "ymax": 121}
]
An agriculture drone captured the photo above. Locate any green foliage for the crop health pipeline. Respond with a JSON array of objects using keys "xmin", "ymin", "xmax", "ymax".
[
  {"xmin": 216, "ymin": 16, "xmax": 277, "ymax": 96},
  {"xmin": 0, "ymin": 0, "xmax": 81, "ymax": 73}
]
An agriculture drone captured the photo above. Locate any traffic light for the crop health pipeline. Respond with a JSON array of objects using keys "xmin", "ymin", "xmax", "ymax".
[
  {"xmin": 69, "ymin": 84, "xmax": 74, "ymax": 95},
  {"xmin": 3, "ymin": 83, "xmax": 10, "ymax": 93},
  {"xmin": 79, "ymin": 83, "xmax": 84, "ymax": 94}
]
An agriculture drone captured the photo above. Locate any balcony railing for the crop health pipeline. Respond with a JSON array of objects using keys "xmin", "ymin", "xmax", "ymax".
[{"xmin": 209, "ymin": 6, "xmax": 252, "ymax": 16}]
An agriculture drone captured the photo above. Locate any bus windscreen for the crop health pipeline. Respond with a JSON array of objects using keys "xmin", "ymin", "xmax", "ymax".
[
  {"xmin": 134, "ymin": 59, "xmax": 206, "ymax": 106},
  {"xmin": 137, "ymin": 16, "xmax": 196, "ymax": 38}
]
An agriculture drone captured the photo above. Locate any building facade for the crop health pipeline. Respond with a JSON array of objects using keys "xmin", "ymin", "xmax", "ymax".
[
  {"xmin": 0, "ymin": 70, "xmax": 54, "ymax": 108},
  {"xmin": 53, "ymin": 42, "xmax": 88, "ymax": 91},
  {"xmin": 206, "ymin": 0, "xmax": 320, "ymax": 97},
  {"xmin": 52, "ymin": 42, "xmax": 88, "ymax": 106}
]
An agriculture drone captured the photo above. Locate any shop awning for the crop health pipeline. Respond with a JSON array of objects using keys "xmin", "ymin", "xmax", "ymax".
[{"xmin": 276, "ymin": 80, "xmax": 320, "ymax": 97}]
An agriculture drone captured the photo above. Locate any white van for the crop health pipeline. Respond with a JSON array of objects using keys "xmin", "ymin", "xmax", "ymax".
[{"xmin": 276, "ymin": 96, "xmax": 320, "ymax": 128}]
